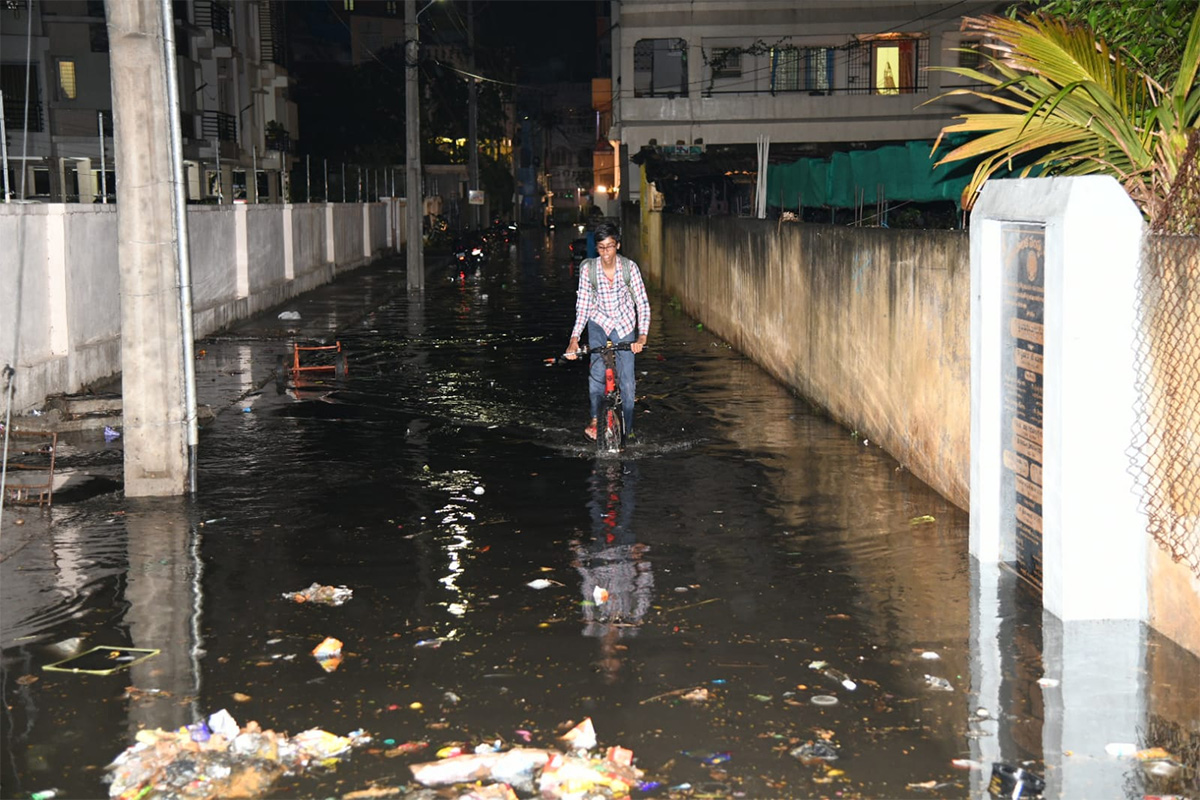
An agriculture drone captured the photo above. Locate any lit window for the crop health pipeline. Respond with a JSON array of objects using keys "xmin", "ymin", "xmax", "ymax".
[
  {"xmin": 58, "ymin": 60, "xmax": 77, "ymax": 100},
  {"xmin": 343, "ymin": 0, "xmax": 354, "ymax": 10}
]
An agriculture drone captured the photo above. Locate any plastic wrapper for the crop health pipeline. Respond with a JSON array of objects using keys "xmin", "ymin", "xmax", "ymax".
[
  {"xmin": 537, "ymin": 752, "xmax": 643, "ymax": 798},
  {"xmin": 409, "ymin": 748, "xmax": 554, "ymax": 793},
  {"xmin": 283, "ymin": 583, "xmax": 353, "ymax": 606}
]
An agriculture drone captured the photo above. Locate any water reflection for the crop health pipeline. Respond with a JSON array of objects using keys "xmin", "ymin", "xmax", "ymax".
[{"xmin": 572, "ymin": 460, "xmax": 653, "ymax": 683}]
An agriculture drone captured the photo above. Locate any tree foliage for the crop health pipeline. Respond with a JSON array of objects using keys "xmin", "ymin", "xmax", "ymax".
[
  {"xmin": 928, "ymin": 6, "xmax": 1200, "ymax": 232},
  {"xmin": 1009, "ymin": 0, "xmax": 1200, "ymax": 86}
]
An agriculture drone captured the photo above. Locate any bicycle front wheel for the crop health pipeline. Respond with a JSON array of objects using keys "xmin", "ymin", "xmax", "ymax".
[{"xmin": 599, "ymin": 399, "xmax": 624, "ymax": 453}]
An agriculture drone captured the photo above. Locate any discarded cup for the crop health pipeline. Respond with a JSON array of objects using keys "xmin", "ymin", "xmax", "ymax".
[
  {"xmin": 988, "ymin": 763, "xmax": 1045, "ymax": 798},
  {"xmin": 810, "ymin": 694, "xmax": 839, "ymax": 706}
]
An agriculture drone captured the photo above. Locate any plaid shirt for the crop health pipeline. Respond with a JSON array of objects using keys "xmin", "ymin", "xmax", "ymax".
[{"xmin": 571, "ymin": 255, "xmax": 651, "ymax": 341}]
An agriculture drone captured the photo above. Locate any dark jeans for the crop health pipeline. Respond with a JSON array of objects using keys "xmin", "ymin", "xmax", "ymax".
[{"xmin": 587, "ymin": 320, "xmax": 636, "ymax": 433}]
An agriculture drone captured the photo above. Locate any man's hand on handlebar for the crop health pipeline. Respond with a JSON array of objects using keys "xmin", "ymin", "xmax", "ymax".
[{"xmin": 564, "ymin": 336, "xmax": 581, "ymax": 360}]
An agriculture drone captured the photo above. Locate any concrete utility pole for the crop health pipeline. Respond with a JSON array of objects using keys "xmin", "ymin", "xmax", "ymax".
[
  {"xmin": 107, "ymin": 0, "xmax": 195, "ymax": 496},
  {"xmin": 405, "ymin": 0, "xmax": 425, "ymax": 290}
]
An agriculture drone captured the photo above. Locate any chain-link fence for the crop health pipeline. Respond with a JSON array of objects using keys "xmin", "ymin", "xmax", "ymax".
[{"xmin": 1131, "ymin": 234, "xmax": 1200, "ymax": 579}]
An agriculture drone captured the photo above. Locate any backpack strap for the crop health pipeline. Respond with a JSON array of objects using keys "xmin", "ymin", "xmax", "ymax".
[{"xmin": 588, "ymin": 256, "xmax": 633, "ymax": 295}]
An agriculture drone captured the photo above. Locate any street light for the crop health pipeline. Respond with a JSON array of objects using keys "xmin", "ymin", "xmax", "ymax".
[{"xmin": 405, "ymin": 0, "xmax": 441, "ymax": 291}]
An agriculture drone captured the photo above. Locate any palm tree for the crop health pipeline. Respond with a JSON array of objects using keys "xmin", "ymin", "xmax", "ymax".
[{"xmin": 927, "ymin": 7, "xmax": 1200, "ymax": 233}]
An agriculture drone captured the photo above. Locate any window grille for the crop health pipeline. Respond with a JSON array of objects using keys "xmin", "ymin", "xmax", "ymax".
[
  {"xmin": 771, "ymin": 46, "xmax": 834, "ymax": 93},
  {"xmin": 634, "ymin": 38, "xmax": 688, "ymax": 98},
  {"xmin": 711, "ymin": 47, "xmax": 742, "ymax": 78},
  {"xmin": 0, "ymin": 64, "xmax": 44, "ymax": 132},
  {"xmin": 846, "ymin": 36, "xmax": 928, "ymax": 95}
]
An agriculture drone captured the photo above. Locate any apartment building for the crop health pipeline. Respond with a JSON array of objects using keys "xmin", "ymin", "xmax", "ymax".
[
  {"xmin": 606, "ymin": 0, "xmax": 1005, "ymax": 206},
  {"xmin": 0, "ymin": 0, "xmax": 296, "ymax": 204}
]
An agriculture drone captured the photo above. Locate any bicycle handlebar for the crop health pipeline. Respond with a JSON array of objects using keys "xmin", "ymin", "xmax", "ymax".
[{"xmin": 567, "ymin": 342, "xmax": 634, "ymax": 356}]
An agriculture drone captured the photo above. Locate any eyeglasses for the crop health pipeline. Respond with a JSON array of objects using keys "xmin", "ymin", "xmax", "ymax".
[{"xmin": 596, "ymin": 242, "xmax": 617, "ymax": 251}]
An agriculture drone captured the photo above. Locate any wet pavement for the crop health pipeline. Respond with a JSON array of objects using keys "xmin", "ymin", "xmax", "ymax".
[{"xmin": 1, "ymin": 232, "xmax": 1197, "ymax": 799}]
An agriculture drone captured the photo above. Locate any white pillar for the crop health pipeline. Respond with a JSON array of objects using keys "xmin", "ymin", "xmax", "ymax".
[{"xmin": 970, "ymin": 176, "xmax": 1147, "ymax": 622}]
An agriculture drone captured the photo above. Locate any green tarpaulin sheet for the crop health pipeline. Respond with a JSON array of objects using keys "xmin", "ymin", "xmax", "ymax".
[{"xmin": 767, "ymin": 137, "xmax": 976, "ymax": 210}]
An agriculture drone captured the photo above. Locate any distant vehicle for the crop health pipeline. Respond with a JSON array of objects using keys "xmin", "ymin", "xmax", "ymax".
[
  {"xmin": 453, "ymin": 234, "xmax": 486, "ymax": 270},
  {"xmin": 569, "ymin": 238, "xmax": 589, "ymax": 262}
]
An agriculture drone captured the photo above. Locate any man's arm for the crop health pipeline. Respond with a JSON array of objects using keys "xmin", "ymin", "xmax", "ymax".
[{"xmin": 566, "ymin": 265, "xmax": 594, "ymax": 359}]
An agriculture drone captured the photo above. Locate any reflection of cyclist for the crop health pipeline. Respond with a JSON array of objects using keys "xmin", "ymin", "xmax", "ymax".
[
  {"xmin": 564, "ymin": 222, "xmax": 651, "ymax": 441},
  {"xmin": 572, "ymin": 461, "xmax": 653, "ymax": 685}
]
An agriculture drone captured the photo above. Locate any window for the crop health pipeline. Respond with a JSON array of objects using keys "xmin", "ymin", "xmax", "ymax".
[
  {"xmin": 58, "ymin": 60, "xmax": 77, "ymax": 100},
  {"xmin": 1, "ymin": 65, "xmax": 43, "ymax": 131},
  {"xmin": 710, "ymin": 47, "xmax": 741, "ymax": 79},
  {"xmin": 771, "ymin": 46, "xmax": 834, "ymax": 93},
  {"xmin": 847, "ymin": 36, "xmax": 927, "ymax": 95},
  {"xmin": 634, "ymin": 38, "xmax": 688, "ymax": 98},
  {"xmin": 957, "ymin": 41, "xmax": 984, "ymax": 69}
]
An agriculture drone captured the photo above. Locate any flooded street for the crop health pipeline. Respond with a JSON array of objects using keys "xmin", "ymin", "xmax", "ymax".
[{"xmin": 2, "ymin": 233, "xmax": 1197, "ymax": 799}]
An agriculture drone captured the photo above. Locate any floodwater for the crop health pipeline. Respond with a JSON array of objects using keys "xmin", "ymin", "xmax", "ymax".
[{"xmin": 1, "ymin": 233, "xmax": 1197, "ymax": 800}]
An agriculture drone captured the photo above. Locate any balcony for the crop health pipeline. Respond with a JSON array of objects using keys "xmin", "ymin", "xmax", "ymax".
[
  {"xmin": 194, "ymin": 0, "xmax": 232, "ymax": 39},
  {"xmin": 201, "ymin": 110, "xmax": 236, "ymax": 142}
]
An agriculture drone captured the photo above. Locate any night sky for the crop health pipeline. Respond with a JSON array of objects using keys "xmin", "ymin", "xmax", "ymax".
[{"xmin": 426, "ymin": 0, "xmax": 602, "ymax": 83}]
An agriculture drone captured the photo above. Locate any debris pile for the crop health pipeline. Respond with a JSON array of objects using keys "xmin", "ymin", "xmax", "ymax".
[
  {"xmin": 103, "ymin": 708, "xmax": 369, "ymax": 799},
  {"xmin": 405, "ymin": 718, "xmax": 644, "ymax": 799}
]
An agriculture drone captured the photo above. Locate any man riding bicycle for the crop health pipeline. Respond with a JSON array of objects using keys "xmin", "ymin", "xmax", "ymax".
[{"xmin": 565, "ymin": 222, "xmax": 651, "ymax": 441}]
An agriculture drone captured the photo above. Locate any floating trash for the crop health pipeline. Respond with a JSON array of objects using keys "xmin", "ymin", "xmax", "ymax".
[
  {"xmin": 560, "ymin": 717, "xmax": 597, "ymax": 751},
  {"xmin": 103, "ymin": 709, "xmax": 368, "ymax": 800},
  {"xmin": 43, "ymin": 646, "xmax": 160, "ymax": 676},
  {"xmin": 790, "ymin": 740, "xmax": 839, "ymax": 764},
  {"xmin": 282, "ymin": 583, "xmax": 353, "ymax": 606},
  {"xmin": 811, "ymin": 695, "xmax": 839, "ymax": 706},
  {"xmin": 988, "ymin": 763, "xmax": 1045, "ymax": 798},
  {"xmin": 924, "ymin": 674, "xmax": 954, "ymax": 691}
]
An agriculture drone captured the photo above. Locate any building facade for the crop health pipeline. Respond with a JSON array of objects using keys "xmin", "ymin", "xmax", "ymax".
[
  {"xmin": 1, "ymin": 0, "xmax": 296, "ymax": 204},
  {"xmin": 607, "ymin": 0, "xmax": 1005, "ymax": 204}
]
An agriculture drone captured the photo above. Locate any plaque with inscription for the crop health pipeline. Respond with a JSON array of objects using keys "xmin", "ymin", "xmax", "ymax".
[{"xmin": 1000, "ymin": 223, "xmax": 1045, "ymax": 592}]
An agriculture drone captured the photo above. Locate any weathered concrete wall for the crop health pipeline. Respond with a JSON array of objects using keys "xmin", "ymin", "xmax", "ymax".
[
  {"xmin": 628, "ymin": 205, "xmax": 1200, "ymax": 656},
  {"xmin": 369, "ymin": 203, "xmax": 388, "ymax": 254},
  {"xmin": 245, "ymin": 206, "xmax": 286, "ymax": 294},
  {"xmin": 653, "ymin": 214, "xmax": 971, "ymax": 509},
  {"xmin": 331, "ymin": 204, "xmax": 365, "ymax": 267},
  {"xmin": 188, "ymin": 207, "xmax": 238, "ymax": 317},
  {"xmin": 0, "ymin": 202, "xmax": 395, "ymax": 413},
  {"xmin": 292, "ymin": 204, "xmax": 328, "ymax": 277}
]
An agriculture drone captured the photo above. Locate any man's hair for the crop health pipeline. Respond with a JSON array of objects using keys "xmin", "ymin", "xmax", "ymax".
[{"xmin": 593, "ymin": 221, "xmax": 620, "ymax": 243}]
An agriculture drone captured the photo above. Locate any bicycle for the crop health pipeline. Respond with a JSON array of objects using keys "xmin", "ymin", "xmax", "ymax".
[{"xmin": 562, "ymin": 341, "xmax": 632, "ymax": 454}]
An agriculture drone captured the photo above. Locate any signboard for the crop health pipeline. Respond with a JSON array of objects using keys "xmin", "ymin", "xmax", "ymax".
[
  {"xmin": 1000, "ymin": 222, "xmax": 1045, "ymax": 591},
  {"xmin": 468, "ymin": 189, "xmax": 485, "ymax": 206},
  {"xmin": 655, "ymin": 144, "xmax": 704, "ymax": 160}
]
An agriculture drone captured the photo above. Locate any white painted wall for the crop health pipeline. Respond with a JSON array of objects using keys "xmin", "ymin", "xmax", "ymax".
[{"xmin": 0, "ymin": 202, "xmax": 394, "ymax": 414}]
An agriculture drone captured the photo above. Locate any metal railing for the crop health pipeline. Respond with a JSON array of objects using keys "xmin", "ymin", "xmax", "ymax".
[
  {"xmin": 201, "ymin": 110, "xmax": 236, "ymax": 142},
  {"xmin": 194, "ymin": 0, "xmax": 232, "ymax": 39}
]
